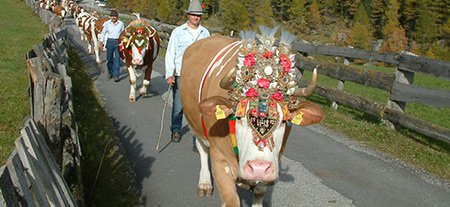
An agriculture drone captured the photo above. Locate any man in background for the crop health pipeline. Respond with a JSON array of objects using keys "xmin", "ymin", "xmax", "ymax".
[
  {"xmin": 99, "ymin": 9, "xmax": 124, "ymax": 82},
  {"xmin": 165, "ymin": 0, "xmax": 210, "ymax": 151}
]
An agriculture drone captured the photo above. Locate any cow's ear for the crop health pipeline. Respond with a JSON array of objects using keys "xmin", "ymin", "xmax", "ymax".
[
  {"xmin": 199, "ymin": 96, "xmax": 233, "ymax": 119},
  {"xmin": 289, "ymin": 102, "xmax": 324, "ymax": 126}
]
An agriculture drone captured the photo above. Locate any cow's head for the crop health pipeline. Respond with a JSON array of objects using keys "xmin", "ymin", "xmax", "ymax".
[
  {"xmin": 200, "ymin": 27, "xmax": 323, "ymax": 184},
  {"xmin": 123, "ymin": 21, "xmax": 155, "ymax": 66}
]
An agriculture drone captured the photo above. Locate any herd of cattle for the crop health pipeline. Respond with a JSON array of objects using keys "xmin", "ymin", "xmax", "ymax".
[
  {"xmin": 40, "ymin": 0, "xmax": 160, "ymax": 103},
  {"xmin": 40, "ymin": 1, "xmax": 324, "ymax": 206}
]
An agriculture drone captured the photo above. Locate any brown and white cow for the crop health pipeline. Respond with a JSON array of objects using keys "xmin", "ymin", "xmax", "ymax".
[
  {"xmin": 180, "ymin": 29, "xmax": 324, "ymax": 206},
  {"xmin": 118, "ymin": 15, "xmax": 160, "ymax": 102}
]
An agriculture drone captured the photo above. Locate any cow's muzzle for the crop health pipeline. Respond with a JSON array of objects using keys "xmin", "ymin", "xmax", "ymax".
[{"xmin": 242, "ymin": 159, "xmax": 276, "ymax": 182}]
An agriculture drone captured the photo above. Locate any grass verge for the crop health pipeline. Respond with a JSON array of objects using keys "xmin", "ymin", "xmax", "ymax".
[
  {"xmin": 308, "ymin": 94, "xmax": 450, "ymax": 181},
  {"xmin": 67, "ymin": 48, "xmax": 140, "ymax": 206},
  {"xmin": 0, "ymin": 0, "xmax": 48, "ymax": 165}
]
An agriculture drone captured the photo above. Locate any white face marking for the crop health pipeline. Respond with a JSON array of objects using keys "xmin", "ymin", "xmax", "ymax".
[{"xmin": 235, "ymin": 103, "xmax": 286, "ymax": 181}]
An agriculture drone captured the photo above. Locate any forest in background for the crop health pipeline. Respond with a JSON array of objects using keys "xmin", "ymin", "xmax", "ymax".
[{"xmin": 107, "ymin": 0, "xmax": 450, "ymax": 61}]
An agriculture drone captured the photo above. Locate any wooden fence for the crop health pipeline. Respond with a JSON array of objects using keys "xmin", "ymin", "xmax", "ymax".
[
  {"xmin": 1, "ymin": 0, "xmax": 82, "ymax": 206},
  {"xmin": 85, "ymin": 3, "xmax": 450, "ymax": 144},
  {"xmin": 0, "ymin": 118, "xmax": 77, "ymax": 207}
]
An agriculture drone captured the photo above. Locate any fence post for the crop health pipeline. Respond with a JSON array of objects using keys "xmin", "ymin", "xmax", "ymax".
[
  {"xmin": 331, "ymin": 80, "xmax": 345, "ymax": 110},
  {"xmin": 385, "ymin": 59, "xmax": 415, "ymax": 129}
]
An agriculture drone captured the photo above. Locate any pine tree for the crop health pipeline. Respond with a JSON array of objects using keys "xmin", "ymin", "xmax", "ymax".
[
  {"xmin": 156, "ymin": 0, "xmax": 171, "ymax": 23},
  {"xmin": 400, "ymin": 0, "xmax": 418, "ymax": 37},
  {"xmin": 350, "ymin": 4, "xmax": 373, "ymax": 50},
  {"xmin": 253, "ymin": 0, "xmax": 275, "ymax": 28},
  {"xmin": 380, "ymin": 0, "xmax": 408, "ymax": 52},
  {"xmin": 413, "ymin": 1, "xmax": 439, "ymax": 44},
  {"xmin": 307, "ymin": 0, "xmax": 322, "ymax": 31},
  {"xmin": 443, "ymin": 19, "xmax": 450, "ymax": 45},
  {"xmin": 288, "ymin": 0, "xmax": 308, "ymax": 34},
  {"xmin": 219, "ymin": 0, "xmax": 249, "ymax": 34},
  {"xmin": 371, "ymin": 0, "xmax": 386, "ymax": 38},
  {"xmin": 271, "ymin": 0, "xmax": 292, "ymax": 22},
  {"xmin": 318, "ymin": 0, "xmax": 334, "ymax": 23}
]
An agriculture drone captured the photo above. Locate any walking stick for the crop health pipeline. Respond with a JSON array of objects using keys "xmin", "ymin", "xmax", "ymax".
[{"xmin": 156, "ymin": 85, "xmax": 172, "ymax": 151}]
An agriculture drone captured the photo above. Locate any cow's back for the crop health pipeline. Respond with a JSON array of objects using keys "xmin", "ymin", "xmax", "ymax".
[{"xmin": 180, "ymin": 35, "xmax": 240, "ymax": 139}]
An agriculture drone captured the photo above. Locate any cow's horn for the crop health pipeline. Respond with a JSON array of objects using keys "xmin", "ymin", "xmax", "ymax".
[
  {"xmin": 294, "ymin": 68, "xmax": 317, "ymax": 97},
  {"xmin": 220, "ymin": 68, "xmax": 236, "ymax": 90}
]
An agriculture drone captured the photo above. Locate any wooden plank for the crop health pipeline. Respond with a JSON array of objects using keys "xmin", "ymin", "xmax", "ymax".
[
  {"xmin": 15, "ymin": 138, "xmax": 52, "ymax": 207},
  {"xmin": 24, "ymin": 119, "xmax": 77, "ymax": 206},
  {"xmin": 399, "ymin": 54, "xmax": 450, "ymax": 80},
  {"xmin": 292, "ymin": 42, "xmax": 399, "ymax": 64},
  {"xmin": 390, "ymin": 82, "xmax": 450, "ymax": 108},
  {"xmin": 384, "ymin": 109, "xmax": 450, "ymax": 144},
  {"xmin": 1, "ymin": 165, "xmax": 21, "ymax": 207},
  {"xmin": 296, "ymin": 58, "xmax": 395, "ymax": 91},
  {"xmin": 308, "ymin": 84, "xmax": 385, "ymax": 118},
  {"xmin": 21, "ymin": 123, "xmax": 67, "ymax": 207},
  {"xmin": 7, "ymin": 152, "xmax": 36, "ymax": 206},
  {"xmin": 43, "ymin": 73, "xmax": 63, "ymax": 164}
]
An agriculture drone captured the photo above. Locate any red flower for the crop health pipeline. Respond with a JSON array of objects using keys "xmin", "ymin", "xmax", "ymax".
[
  {"xmin": 245, "ymin": 88, "xmax": 258, "ymax": 97},
  {"xmin": 280, "ymin": 54, "xmax": 292, "ymax": 72},
  {"xmin": 257, "ymin": 78, "xmax": 270, "ymax": 88},
  {"xmin": 244, "ymin": 52, "xmax": 256, "ymax": 67},
  {"xmin": 262, "ymin": 51, "xmax": 273, "ymax": 59},
  {"xmin": 251, "ymin": 109, "xmax": 258, "ymax": 117},
  {"xmin": 270, "ymin": 92, "xmax": 283, "ymax": 101},
  {"xmin": 201, "ymin": 4, "xmax": 206, "ymax": 9}
]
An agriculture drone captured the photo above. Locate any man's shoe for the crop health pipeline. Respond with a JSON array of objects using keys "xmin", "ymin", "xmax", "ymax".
[
  {"xmin": 109, "ymin": 74, "xmax": 113, "ymax": 79},
  {"xmin": 114, "ymin": 77, "xmax": 119, "ymax": 82},
  {"xmin": 171, "ymin": 132, "xmax": 181, "ymax": 142},
  {"xmin": 192, "ymin": 145, "xmax": 198, "ymax": 153}
]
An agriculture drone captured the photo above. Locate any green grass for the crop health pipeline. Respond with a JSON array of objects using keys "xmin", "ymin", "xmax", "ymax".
[
  {"xmin": 0, "ymin": 0, "xmax": 48, "ymax": 165},
  {"xmin": 303, "ymin": 60, "xmax": 450, "ymax": 180},
  {"xmin": 67, "ymin": 48, "xmax": 140, "ymax": 206}
]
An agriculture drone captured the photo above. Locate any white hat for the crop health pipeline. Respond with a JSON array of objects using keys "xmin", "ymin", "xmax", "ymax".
[{"xmin": 186, "ymin": 0, "xmax": 203, "ymax": 15}]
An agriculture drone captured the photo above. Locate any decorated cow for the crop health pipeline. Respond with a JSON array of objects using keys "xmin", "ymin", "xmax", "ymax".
[
  {"xmin": 119, "ymin": 14, "xmax": 160, "ymax": 102},
  {"xmin": 180, "ymin": 26, "xmax": 324, "ymax": 206}
]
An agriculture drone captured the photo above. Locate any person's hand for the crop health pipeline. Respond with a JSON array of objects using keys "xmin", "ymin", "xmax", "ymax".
[{"xmin": 166, "ymin": 76, "xmax": 175, "ymax": 86}]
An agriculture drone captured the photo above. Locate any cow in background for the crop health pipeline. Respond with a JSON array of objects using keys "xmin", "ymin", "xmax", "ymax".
[
  {"xmin": 180, "ymin": 28, "xmax": 323, "ymax": 206},
  {"xmin": 83, "ymin": 14, "xmax": 109, "ymax": 64},
  {"xmin": 119, "ymin": 14, "xmax": 160, "ymax": 102}
]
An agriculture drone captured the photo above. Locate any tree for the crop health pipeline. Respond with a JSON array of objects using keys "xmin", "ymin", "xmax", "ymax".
[
  {"xmin": 253, "ymin": 0, "xmax": 275, "ymax": 28},
  {"xmin": 380, "ymin": 0, "xmax": 408, "ymax": 52},
  {"xmin": 307, "ymin": 0, "xmax": 322, "ymax": 31},
  {"xmin": 413, "ymin": 1, "xmax": 439, "ymax": 45},
  {"xmin": 219, "ymin": 0, "xmax": 249, "ymax": 35},
  {"xmin": 370, "ymin": 0, "xmax": 386, "ymax": 38},
  {"xmin": 349, "ymin": 4, "xmax": 373, "ymax": 50},
  {"xmin": 271, "ymin": 0, "xmax": 292, "ymax": 22},
  {"xmin": 400, "ymin": 0, "xmax": 418, "ymax": 37},
  {"xmin": 443, "ymin": 19, "xmax": 450, "ymax": 45},
  {"xmin": 288, "ymin": 0, "xmax": 308, "ymax": 34}
]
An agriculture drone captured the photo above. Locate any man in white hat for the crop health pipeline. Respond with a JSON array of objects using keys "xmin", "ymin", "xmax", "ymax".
[{"xmin": 165, "ymin": 0, "xmax": 210, "ymax": 150}]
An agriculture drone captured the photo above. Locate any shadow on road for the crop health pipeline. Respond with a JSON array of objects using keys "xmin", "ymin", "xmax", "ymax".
[{"xmin": 112, "ymin": 117, "xmax": 155, "ymax": 196}]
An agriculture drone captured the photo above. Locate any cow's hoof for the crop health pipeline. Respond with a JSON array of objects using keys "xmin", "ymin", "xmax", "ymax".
[
  {"xmin": 129, "ymin": 97, "xmax": 136, "ymax": 103},
  {"xmin": 197, "ymin": 183, "xmax": 213, "ymax": 197},
  {"xmin": 140, "ymin": 92, "xmax": 149, "ymax": 97}
]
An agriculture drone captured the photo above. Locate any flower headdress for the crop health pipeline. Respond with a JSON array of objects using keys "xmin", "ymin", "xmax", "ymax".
[{"xmin": 227, "ymin": 26, "xmax": 299, "ymax": 151}]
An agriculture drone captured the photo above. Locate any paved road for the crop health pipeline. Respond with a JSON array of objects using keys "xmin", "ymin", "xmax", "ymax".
[{"xmin": 65, "ymin": 14, "xmax": 450, "ymax": 207}]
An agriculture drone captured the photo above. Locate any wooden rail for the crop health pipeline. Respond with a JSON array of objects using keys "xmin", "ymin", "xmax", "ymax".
[
  {"xmin": 83, "ymin": 5, "xmax": 450, "ymax": 143},
  {"xmin": 0, "ymin": 118, "xmax": 77, "ymax": 207},
  {"xmin": 1, "ymin": 0, "xmax": 82, "ymax": 205}
]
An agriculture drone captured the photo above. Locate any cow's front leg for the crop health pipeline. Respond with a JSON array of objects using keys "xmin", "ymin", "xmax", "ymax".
[
  {"xmin": 252, "ymin": 185, "xmax": 267, "ymax": 207},
  {"xmin": 128, "ymin": 66, "xmax": 137, "ymax": 102},
  {"xmin": 211, "ymin": 154, "xmax": 240, "ymax": 206},
  {"xmin": 196, "ymin": 138, "xmax": 213, "ymax": 197},
  {"xmin": 87, "ymin": 41, "xmax": 93, "ymax": 54},
  {"xmin": 139, "ymin": 79, "xmax": 150, "ymax": 97}
]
